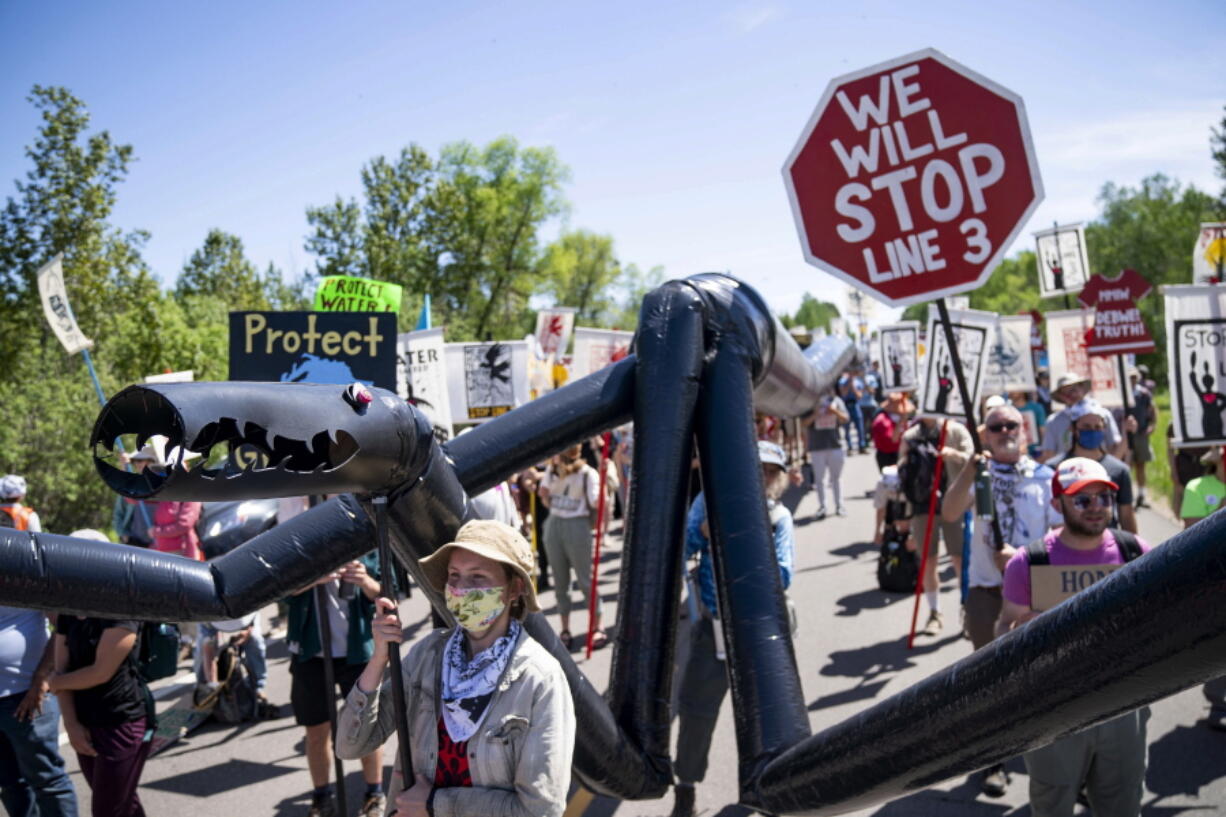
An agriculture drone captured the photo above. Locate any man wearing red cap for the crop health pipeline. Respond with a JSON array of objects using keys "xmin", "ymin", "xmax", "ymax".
[{"xmin": 997, "ymin": 457, "xmax": 1152, "ymax": 817}]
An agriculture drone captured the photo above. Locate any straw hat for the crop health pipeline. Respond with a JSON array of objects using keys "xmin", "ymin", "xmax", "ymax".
[
  {"xmin": 419, "ymin": 520, "xmax": 540, "ymax": 617},
  {"xmin": 1054, "ymin": 373, "xmax": 1091, "ymax": 393}
]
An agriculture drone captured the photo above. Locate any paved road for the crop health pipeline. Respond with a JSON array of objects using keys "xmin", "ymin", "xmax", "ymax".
[{"xmin": 68, "ymin": 451, "xmax": 1224, "ymax": 815}]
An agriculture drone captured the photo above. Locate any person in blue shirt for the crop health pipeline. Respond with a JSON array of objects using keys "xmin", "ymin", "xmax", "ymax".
[
  {"xmin": 0, "ymin": 607, "xmax": 78, "ymax": 817},
  {"xmin": 670, "ymin": 441, "xmax": 795, "ymax": 817},
  {"xmin": 839, "ymin": 367, "xmax": 870, "ymax": 453}
]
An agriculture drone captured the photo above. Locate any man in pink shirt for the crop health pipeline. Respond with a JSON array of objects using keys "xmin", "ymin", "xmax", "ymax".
[{"xmin": 997, "ymin": 457, "xmax": 1152, "ymax": 817}]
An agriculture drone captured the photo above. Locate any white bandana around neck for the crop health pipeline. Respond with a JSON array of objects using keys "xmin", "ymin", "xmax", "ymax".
[{"xmin": 440, "ymin": 619, "xmax": 522, "ymax": 742}]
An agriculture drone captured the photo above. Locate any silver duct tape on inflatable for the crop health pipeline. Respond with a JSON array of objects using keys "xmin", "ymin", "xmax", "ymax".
[{"xmin": 755, "ymin": 325, "xmax": 856, "ymax": 418}]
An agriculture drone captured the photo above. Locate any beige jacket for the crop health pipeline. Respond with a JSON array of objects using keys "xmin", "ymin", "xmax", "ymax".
[{"xmin": 336, "ymin": 626, "xmax": 575, "ymax": 817}]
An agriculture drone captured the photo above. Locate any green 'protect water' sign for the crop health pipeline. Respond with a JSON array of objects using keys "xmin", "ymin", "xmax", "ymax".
[{"xmin": 313, "ymin": 275, "xmax": 402, "ymax": 313}]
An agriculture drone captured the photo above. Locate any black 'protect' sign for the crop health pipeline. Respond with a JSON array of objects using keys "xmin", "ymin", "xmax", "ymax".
[{"xmin": 228, "ymin": 311, "xmax": 397, "ymax": 390}]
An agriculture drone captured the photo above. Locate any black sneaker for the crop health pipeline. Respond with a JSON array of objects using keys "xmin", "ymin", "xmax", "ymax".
[
  {"xmin": 981, "ymin": 764, "xmax": 1008, "ymax": 797},
  {"xmin": 307, "ymin": 797, "xmax": 337, "ymax": 817},
  {"xmin": 669, "ymin": 784, "xmax": 695, "ymax": 817}
]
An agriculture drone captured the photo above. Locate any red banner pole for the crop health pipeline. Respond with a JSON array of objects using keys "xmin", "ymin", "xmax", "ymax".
[
  {"xmin": 908, "ymin": 419, "xmax": 948, "ymax": 650},
  {"xmin": 586, "ymin": 431, "xmax": 612, "ymax": 659}
]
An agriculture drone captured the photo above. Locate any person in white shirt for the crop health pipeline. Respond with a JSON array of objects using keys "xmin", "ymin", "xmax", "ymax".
[{"xmin": 539, "ymin": 445, "xmax": 605, "ymax": 650}]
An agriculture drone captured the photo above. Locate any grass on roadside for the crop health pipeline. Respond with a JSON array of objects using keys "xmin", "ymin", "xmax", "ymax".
[{"xmin": 1145, "ymin": 390, "xmax": 1173, "ymax": 515}]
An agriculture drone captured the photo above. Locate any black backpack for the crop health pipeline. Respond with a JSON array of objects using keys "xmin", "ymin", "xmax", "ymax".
[
  {"xmin": 877, "ymin": 529, "xmax": 919, "ymax": 593},
  {"xmin": 137, "ymin": 622, "xmax": 181, "ymax": 682},
  {"xmin": 899, "ymin": 436, "xmax": 946, "ymax": 510},
  {"xmin": 211, "ymin": 641, "xmax": 260, "ymax": 724}
]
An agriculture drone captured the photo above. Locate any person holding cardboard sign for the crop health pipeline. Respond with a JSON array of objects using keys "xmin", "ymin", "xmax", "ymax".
[{"xmin": 997, "ymin": 458, "xmax": 1152, "ymax": 817}]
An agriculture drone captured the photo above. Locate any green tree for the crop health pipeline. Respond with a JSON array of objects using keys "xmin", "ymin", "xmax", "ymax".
[
  {"xmin": 0, "ymin": 86, "xmax": 161, "ymax": 532},
  {"xmin": 606, "ymin": 263, "xmax": 666, "ymax": 331},
  {"xmin": 304, "ymin": 197, "xmax": 366, "ymax": 279},
  {"xmin": 305, "ymin": 137, "xmax": 570, "ymax": 340},
  {"xmin": 176, "ymin": 228, "xmax": 270, "ymax": 310},
  {"xmin": 784, "ymin": 293, "xmax": 841, "ymax": 333},
  {"xmin": 1087, "ymin": 173, "xmax": 1218, "ymax": 381},
  {"xmin": 1211, "ymin": 104, "xmax": 1226, "ymax": 207},
  {"xmin": 539, "ymin": 230, "xmax": 620, "ymax": 324},
  {"xmin": 429, "ymin": 138, "xmax": 569, "ymax": 339},
  {"xmin": 0, "ymin": 86, "xmax": 153, "ymax": 369}
]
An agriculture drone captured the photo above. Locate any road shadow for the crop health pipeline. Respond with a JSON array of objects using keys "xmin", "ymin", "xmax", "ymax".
[
  {"xmin": 866, "ymin": 771, "xmax": 1024, "ymax": 816},
  {"xmin": 271, "ymin": 769, "xmax": 392, "ymax": 817},
  {"xmin": 145, "ymin": 757, "xmax": 300, "ymax": 796},
  {"xmin": 781, "ymin": 481, "xmax": 810, "ymax": 516},
  {"xmin": 820, "ymin": 633, "xmax": 962, "ymax": 681},
  {"xmin": 797, "ymin": 560, "xmax": 851, "ymax": 574},
  {"xmin": 834, "ymin": 587, "xmax": 911, "ymax": 617},
  {"xmin": 829, "ymin": 540, "xmax": 880, "ymax": 560},
  {"xmin": 1144, "ymin": 722, "xmax": 1226, "ymax": 807},
  {"xmin": 807, "ymin": 677, "xmax": 891, "ymax": 711}
]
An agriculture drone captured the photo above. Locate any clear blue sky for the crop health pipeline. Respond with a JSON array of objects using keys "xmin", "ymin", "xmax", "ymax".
[{"xmin": 2, "ymin": 1, "xmax": 1222, "ymax": 325}]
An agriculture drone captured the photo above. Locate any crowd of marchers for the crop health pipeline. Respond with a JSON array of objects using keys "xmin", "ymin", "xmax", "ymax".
[{"xmin": 0, "ymin": 358, "xmax": 1223, "ymax": 817}]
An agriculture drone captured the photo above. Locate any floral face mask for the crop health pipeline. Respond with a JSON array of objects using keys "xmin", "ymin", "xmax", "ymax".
[{"xmin": 445, "ymin": 584, "xmax": 507, "ymax": 633}]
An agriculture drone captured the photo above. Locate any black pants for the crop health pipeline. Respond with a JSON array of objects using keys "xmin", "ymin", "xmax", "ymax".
[{"xmin": 674, "ymin": 618, "xmax": 727, "ymax": 784}]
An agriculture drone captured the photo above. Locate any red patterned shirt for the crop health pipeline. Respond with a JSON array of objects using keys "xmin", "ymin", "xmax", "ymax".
[{"xmin": 434, "ymin": 716, "xmax": 473, "ymax": 788}]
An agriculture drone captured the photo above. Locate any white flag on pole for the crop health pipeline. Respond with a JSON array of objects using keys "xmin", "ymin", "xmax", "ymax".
[{"xmin": 36, "ymin": 255, "xmax": 93, "ymax": 355}]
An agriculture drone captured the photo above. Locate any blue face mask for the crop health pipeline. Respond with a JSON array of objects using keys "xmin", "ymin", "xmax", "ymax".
[{"xmin": 1076, "ymin": 429, "xmax": 1105, "ymax": 450}]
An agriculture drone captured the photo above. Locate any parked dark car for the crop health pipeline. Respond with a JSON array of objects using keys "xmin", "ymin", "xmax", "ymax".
[{"xmin": 198, "ymin": 499, "xmax": 279, "ymax": 559}]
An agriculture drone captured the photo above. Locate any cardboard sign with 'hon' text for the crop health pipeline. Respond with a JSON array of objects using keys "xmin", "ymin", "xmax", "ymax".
[{"xmin": 1030, "ymin": 563, "xmax": 1124, "ymax": 612}]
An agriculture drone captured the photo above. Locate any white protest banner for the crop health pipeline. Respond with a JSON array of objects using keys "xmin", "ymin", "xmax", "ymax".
[
  {"xmin": 534, "ymin": 307, "xmax": 577, "ymax": 358},
  {"xmin": 445, "ymin": 340, "xmax": 528, "ymax": 424},
  {"xmin": 982, "ymin": 313, "xmax": 1036, "ymax": 394},
  {"xmin": 571, "ymin": 328, "xmax": 634, "ymax": 380},
  {"xmin": 36, "ymin": 255, "xmax": 93, "ymax": 355},
  {"xmin": 1033, "ymin": 223, "xmax": 1090, "ymax": 298},
  {"xmin": 523, "ymin": 333, "xmax": 558, "ymax": 400},
  {"xmin": 918, "ymin": 306, "xmax": 990, "ymax": 420},
  {"xmin": 1192, "ymin": 222, "xmax": 1226, "ymax": 284},
  {"xmin": 1044, "ymin": 309, "xmax": 1121, "ymax": 408},
  {"xmin": 144, "ymin": 370, "xmax": 194, "ymax": 384},
  {"xmin": 877, "ymin": 322, "xmax": 920, "ymax": 391},
  {"xmin": 397, "ymin": 327, "xmax": 454, "ymax": 438},
  {"xmin": 1164, "ymin": 285, "xmax": 1226, "ymax": 447}
]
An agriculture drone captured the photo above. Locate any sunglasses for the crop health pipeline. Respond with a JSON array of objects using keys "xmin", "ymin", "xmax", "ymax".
[
  {"xmin": 986, "ymin": 421, "xmax": 1020, "ymax": 433},
  {"xmin": 1068, "ymin": 493, "xmax": 1114, "ymax": 510}
]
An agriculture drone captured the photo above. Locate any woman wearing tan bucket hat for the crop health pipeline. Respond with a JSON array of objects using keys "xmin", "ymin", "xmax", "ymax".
[{"xmin": 337, "ymin": 520, "xmax": 575, "ymax": 817}]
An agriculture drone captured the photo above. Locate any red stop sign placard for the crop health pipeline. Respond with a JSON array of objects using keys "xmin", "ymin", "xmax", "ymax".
[{"xmin": 784, "ymin": 49, "xmax": 1043, "ymax": 306}]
